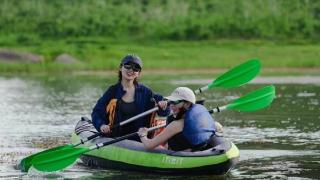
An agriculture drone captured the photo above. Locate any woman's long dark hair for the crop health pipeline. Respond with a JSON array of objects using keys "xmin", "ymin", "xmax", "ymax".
[
  {"xmin": 118, "ymin": 65, "xmax": 139, "ymax": 85},
  {"xmin": 174, "ymin": 102, "xmax": 193, "ymax": 120},
  {"xmin": 175, "ymin": 106, "xmax": 187, "ymax": 120}
]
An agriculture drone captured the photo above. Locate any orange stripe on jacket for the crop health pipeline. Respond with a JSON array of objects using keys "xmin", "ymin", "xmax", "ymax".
[{"xmin": 106, "ymin": 99, "xmax": 117, "ymax": 129}]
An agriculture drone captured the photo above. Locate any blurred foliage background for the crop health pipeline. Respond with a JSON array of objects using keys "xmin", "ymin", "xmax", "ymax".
[
  {"xmin": 1, "ymin": 0, "xmax": 319, "ymax": 41},
  {"xmin": 0, "ymin": 0, "xmax": 319, "ymax": 73}
]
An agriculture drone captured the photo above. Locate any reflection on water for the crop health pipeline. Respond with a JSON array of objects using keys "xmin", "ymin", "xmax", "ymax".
[{"xmin": 0, "ymin": 75, "xmax": 319, "ymax": 179}]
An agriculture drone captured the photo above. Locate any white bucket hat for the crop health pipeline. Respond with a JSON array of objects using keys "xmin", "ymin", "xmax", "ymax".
[{"xmin": 165, "ymin": 87, "xmax": 196, "ymax": 104}]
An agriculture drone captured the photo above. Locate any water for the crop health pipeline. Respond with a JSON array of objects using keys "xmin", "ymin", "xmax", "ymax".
[{"xmin": 0, "ymin": 75, "xmax": 319, "ymax": 179}]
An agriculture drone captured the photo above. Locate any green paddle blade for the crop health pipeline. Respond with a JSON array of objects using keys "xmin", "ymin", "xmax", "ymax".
[
  {"xmin": 19, "ymin": 144, "xmax": 73, "ymax": 172},
  {"xmin": 32, "ymin": 147, "xmax": 89, "ymax": 172},
  {"xmin": 209, "ymin": 59, "xmax": 261, "ymax": 89},
  {"xmin": 227, "ymin": 85, "xmax": 276, "ymax": 112}
]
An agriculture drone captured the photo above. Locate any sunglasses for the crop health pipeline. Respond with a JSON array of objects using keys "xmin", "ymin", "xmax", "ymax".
[
  {"xmin": 168, "ymin": 100, "xmax": 184, "ymax": 105},
  {"xmin": 123, "ymin": 64, "xmax": 141, "ymax": 72}
]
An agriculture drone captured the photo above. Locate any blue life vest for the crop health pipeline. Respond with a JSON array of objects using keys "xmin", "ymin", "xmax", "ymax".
[{"xmin": 183, "ymin": 104, "xmax": 216, "ymax": 146}]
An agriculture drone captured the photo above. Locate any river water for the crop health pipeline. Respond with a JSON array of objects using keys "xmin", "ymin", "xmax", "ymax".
[{"xmin": 0, "ymin": 75, "xmax": 319, "ymax": 179}]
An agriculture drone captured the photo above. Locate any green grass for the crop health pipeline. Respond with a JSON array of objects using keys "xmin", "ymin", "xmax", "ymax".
[
  {"xmin": 1, "ymin": 0, "xmax": 319, "ymax": 75},
  {"xmin": 1, "ymin": 38, "xmax": 320, "ymax": 74},
  {"xmin": 1, "ymin": 0, "xmax": 319, "ymax": 40}
]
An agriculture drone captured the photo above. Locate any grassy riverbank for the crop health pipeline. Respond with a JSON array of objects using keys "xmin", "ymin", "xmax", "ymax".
[
  {"xmin": 1, "ymin": 1, "xmax": 319, "ymax": 75},
  {"xmin": 1, "ymin": 38, "xmax": 320, "ymax": 75}
]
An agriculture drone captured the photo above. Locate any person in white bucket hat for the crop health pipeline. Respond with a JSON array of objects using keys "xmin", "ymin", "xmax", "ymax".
[
  {"xmin": 165, "ymin": 87, "xmax": 196, "ymax": 104},
  {"xmin": 138, "ymin": 87, "xmax": 219, "ymax": 151}
]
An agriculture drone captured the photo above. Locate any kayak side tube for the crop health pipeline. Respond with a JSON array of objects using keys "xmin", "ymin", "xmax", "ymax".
[{"xmin": 71, "ymin": 133, "xmax": 239, "ymax": 175}]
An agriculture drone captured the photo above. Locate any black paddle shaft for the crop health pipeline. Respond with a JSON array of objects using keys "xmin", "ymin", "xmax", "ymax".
[
  {"xmin": 94, "ymin": 124, "xmax": 165, "ymax": 150},
  {"xmin": 78, "ymin": 123, "xmax": 135, "ymax": 145},
  {"xmin": 96, "ymin": 132, "xmax": 138, "ymax": 149},
  {"xmin": 82, "ymin": 121, "xmax": 131, "ymax": 143}
]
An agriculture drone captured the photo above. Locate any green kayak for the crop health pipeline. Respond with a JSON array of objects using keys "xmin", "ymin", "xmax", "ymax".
[{"xmin": 71, "ymin": 118, "xmax": 239, "ymax": 175}]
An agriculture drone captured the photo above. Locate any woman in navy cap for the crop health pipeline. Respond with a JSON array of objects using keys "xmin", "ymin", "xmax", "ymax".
[{"xmin": 92, "ymin": 54, "xmax": 169, "ymax": 141}]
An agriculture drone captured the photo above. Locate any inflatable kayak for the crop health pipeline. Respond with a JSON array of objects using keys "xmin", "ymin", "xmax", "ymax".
[{"xmin": 71, "ymin": 118, "xmax": 239, "ymax": 175}]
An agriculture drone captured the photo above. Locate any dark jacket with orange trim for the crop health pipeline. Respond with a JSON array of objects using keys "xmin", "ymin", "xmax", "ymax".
[{"xmin": 91, "ymin": 82, "xmax": 170, "ymax": 141}]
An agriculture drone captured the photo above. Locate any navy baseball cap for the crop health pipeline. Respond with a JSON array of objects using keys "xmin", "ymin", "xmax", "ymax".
[{"xmin": 121, "ymin": 54, "xmax": 143, "ymax": 68}]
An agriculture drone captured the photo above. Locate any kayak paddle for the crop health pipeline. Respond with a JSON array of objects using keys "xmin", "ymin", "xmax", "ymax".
[
  {"xmin": 31, "ymin": 85, "xmax": 275, "ymax": 172},
  {"xmin": 18, "ymin": 107, "xmax": 159, "ymax": 172},
  {"xmin": 194, "ymin": 59, "xmax": 261, "ymax": 94},
  {"xmin": 31, "ymin": 124, "xmax": 165, "ymax": 172},
  {"xmin": 209, "ymin": 85, "xmax": 276, "ymax": 113}
]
